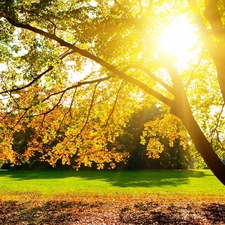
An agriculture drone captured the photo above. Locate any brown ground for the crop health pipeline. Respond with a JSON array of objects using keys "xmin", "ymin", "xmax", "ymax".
[{"xmin": 0, "ymin": 196, "xmax": 225, "ymax": 224}]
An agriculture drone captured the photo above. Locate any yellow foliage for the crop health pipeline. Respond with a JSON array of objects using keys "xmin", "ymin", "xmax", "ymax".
[
  {"xmin": 142, "ymin": 114, "xmax": 188, "ymax": 158},
  {"xmin": 146, "ymin": 138, "xmax": 164, "ymax": 159}
]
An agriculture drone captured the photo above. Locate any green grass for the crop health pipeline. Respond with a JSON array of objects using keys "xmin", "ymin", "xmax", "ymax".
[{"xmin": 0, "ymin": 169, "xmax": 224, "ymax": 201}]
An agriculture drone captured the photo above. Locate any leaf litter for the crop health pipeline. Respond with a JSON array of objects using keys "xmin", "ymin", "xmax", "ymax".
[{"xmin": 0, "ymin": 195, "xmax": 225, "ymax": 224}]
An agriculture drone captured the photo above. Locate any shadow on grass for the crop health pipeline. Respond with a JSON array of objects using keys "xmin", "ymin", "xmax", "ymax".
[
  {"xmin": 0, "ymin": 169, "xmax": 212, "ymax": 188},
  {"xmin": 75, "ymin": 170, "xmax": 212, "ymax": 188}
]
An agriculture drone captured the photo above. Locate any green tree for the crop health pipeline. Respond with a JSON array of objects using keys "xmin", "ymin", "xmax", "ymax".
[{"xmin": 0, "ymin": 0, "xmax": 225, "ymax": 184}]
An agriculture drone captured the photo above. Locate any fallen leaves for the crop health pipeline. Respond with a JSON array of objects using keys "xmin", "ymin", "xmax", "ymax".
[{"xmin": 0, "ymin": 196, "xmax": 225, "ymax": 224}]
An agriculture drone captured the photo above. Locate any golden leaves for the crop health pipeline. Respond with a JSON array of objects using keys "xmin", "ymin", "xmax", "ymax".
[
  {"xmin": 146, "ymin": 138, "xmax": 164, "ymax": 159},
  {"xmin": 0, "ymin": 137, "xmax": 18, "ymax": 164},
  {"xmin": 142, "ymin": 114, "xmax": 188, "ymax": 158},
  {"xmin": 0, "ymin": 63, "xmax": 135, "ymax": 169}
]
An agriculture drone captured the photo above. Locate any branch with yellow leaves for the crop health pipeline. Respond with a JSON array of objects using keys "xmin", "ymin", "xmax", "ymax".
[{"xmin": 5, "ymin": 17, "xmax": 173, "ymax": 108}]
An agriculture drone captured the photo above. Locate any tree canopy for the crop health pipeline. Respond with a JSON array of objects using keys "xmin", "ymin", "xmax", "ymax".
[{"xmin": 1, "ymin": 0, "xmax": 225, "ymax": 184}]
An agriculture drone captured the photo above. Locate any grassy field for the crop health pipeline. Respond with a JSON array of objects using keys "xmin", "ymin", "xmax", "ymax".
[
  {"xmin": 0, "ymin": 169, "xmax": 225, "ymax": 224},
  {"xmin": 0, "ymin": 169, "xmax": 224, "ymax": 200}
]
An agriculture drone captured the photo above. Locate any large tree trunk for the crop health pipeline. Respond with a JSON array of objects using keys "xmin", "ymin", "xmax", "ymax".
[
  {"xmin": 171, "ymin": 97, "xmax": 225, "ymax": 185},
  {"xmin": 163, "ymin": 59, "xmax": 225, "ymax": 185}
]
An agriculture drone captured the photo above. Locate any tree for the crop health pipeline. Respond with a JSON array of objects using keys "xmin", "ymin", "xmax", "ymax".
[
  {"xmin": 0, "ymin": 0, "xmax": 225, "ymax": 184},
  {"xmin": 119, "ymin": 106, "xmax": 191, "ymax": 169}
]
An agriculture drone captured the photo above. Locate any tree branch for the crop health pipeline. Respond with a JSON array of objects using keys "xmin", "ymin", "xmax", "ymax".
[
  {"xmin": 0, "ymin": 49, "xmax": 75, "ymax": 95},
  {"xmin": 204, "ymin": 0, "xmax": 225, "ymax": 37},
  {"xmin": 104, "ymin": 80, "xmax": 124, "ymax": 128},
  {"xmin": 184, "ymin": 47, "xmax": 205, "ymax": 88},
  {"xmin": 41, "ymin": 76, "xmax": 112, "ymax": 104},
  {"xmin": 5, "ymin": 17, "xmax": 173, "ymax": 108},
  {"xmin": 79, "ymin": 82, "xmax": 99, "ymax": 136},
  {"xmin": 210, "ymin": 103, "xmax": 225, "ymax": 141},
  {"xmin": 188, "ymin": 0, "xmax": 218, "ymax": 58},
  {"xmin": 21, "ymin": 76, "xmax": 111, "ymax": 119},
  {"xmin": 189, "ymin": 0, "xmax": 225, "ymax": 103},
  {"xmin": 129, "ymin": 65, "xmax": 174, "ymax": 95}
]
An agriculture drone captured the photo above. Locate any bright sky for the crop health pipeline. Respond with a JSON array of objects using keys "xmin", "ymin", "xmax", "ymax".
[
  {"xmin": 67, "ymin": 60, "xmax": 101, "ymax": 83},
  {"xmin": 0, "ymin": 63, "xmax": 7, "ymax": 72},
  {"xmin": 159, "ymin": 15, "xmax": 199, "ymax": 70}
]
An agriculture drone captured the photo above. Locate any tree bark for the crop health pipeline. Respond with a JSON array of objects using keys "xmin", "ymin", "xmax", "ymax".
[
  {"xmin": 204, "ymin": 0, "xmax": 225, "ymax": 37},
  {"xmin": 163, "ymin": 59, "xmax": 225, "ymax": 185},
  {"xmin": 172, "ymin": 99, "xmax": 225, "ymax": 185},
  {"xmin": 189, "ymin": 0, "xmax": 225, "ymax": 103}
]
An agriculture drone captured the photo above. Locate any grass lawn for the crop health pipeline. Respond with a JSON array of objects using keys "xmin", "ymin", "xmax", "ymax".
[
  {"xmin": 0, "ymin": 169, "xmax": 224, "ymax": 224},
  {"xmin": 0, "ymin": 169, "xmax": 224, "ymax": 200}
]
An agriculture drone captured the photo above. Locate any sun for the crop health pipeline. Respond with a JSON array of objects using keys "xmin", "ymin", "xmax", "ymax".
[{"xmin": 159, "ymin": 15, "xmax": 198, "ymax": 69}]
